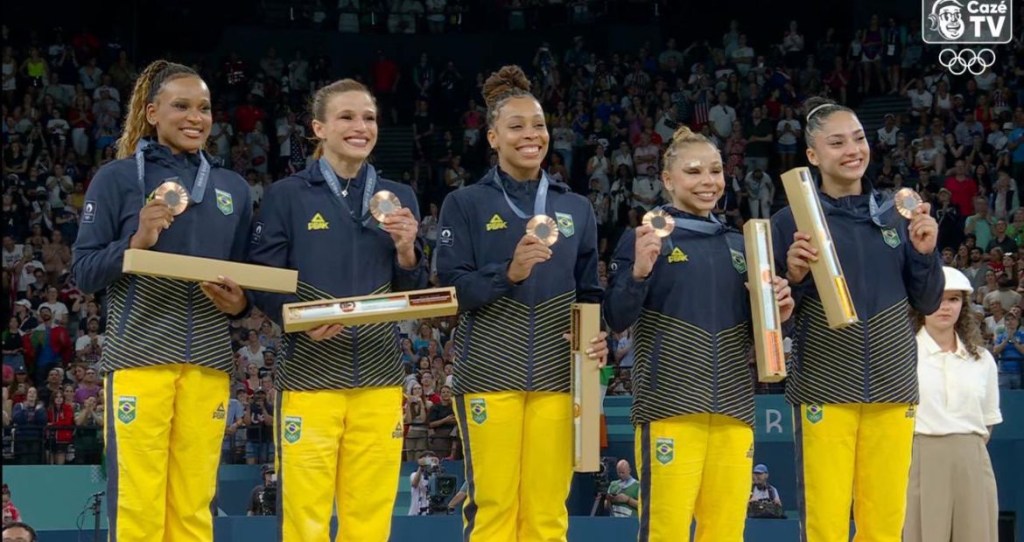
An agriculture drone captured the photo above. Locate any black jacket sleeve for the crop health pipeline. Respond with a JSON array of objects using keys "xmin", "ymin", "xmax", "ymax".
[
  {"xmin": 603, "ymin": 229, "xmax": 650, "ymax": 333},
  {"xmin": 71, "ymin": 166, "xmax": 134, "ymax": 294},
  {"xmin": 246, "ymin": 182, "xmax": 298, "ymax": 328},
  {"xmin": 392, "ymin": 184, "xmax": 429, "ymax": 292},
  {"xmin": 574, "ymin": 202, "xmax": 603, "ymax": 304}
]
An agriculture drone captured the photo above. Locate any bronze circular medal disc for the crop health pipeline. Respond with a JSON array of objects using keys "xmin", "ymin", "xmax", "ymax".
[
  {"xmin": 642, "ymin": 209, "xmax": 675, "ymax": 238},
  {"xmin": 526, "ymin": 215, "xmax": 559, "ymax": 246},
  {"xmin": 154, "ymin": 181, "xmax": 189, "ymax": 216},
  {"xmin": 894, "ymin": 187, "xmax": 922, "ymax": 219},
  {"xmin": 369, "ymin": 190, "xmax": 402, "ymax": 222}
]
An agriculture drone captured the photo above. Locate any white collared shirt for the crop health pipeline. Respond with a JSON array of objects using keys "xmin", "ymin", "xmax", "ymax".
[{"xmin": 915, "ymin": 328, "xmax": 1002, "ymax": 437}]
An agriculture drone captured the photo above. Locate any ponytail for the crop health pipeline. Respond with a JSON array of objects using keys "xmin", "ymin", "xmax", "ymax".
[{"xmin": 115, "ymin": 60, "xmax": 200, "ymax": 159}]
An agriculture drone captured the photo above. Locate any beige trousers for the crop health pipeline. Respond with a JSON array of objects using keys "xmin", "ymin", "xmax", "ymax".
[{"xmin": 903, "ymin": 433, "xmax": 999, "ymax": 542}]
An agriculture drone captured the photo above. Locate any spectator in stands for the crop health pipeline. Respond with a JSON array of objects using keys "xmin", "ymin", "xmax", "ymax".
[
  {"xmin": 1, "ymin": 485, "xmax": 21, "ymax": 527},
  {"xmin": 743, "ymin": 168, "xmax": 774, "ymax": 219},
  {"xmin": 993, "ymin": 311, "xmax": 1024, "ymax": 389},
  {"xmin": 244, "ymin": 387, "xmax": 272, "ymax": 464},
  {"xmin": 427, "ymin": 384, "xmax": 455, "ymax": 458},
  {"xmin": 605, "ymin": 126, "xmax": 793, "ymax": 540},
  {"xmin": 984, "ymin": 275, "xmax": 1021, "ymax": 312},
  {"xmin": 72, "ymin": 366, "xmax": 100, "ymax": 404},
  {"xmin": 2, "ymin": 318, "xmax": 26, "ymax": 374},
  {"xmin": 966, "ymin": 196, "xmax": 996, "ymax": 268},
  {"xmin": 71, "ymin": 59, "xmax": 251, "ymax": 541},
  {"xmin": 905, "ymin": 267, "xmax": 1001, "ymax": 542},
  {"xmin": 11, "ymin": 387, "xmax": 46, "ymax": 463},
  {"xmin": 26, "ymin": 309, "xmax": 70, "ymax": 385},
  {"xmin": 236, "ymin": 329, "xmax": 265, "ymax": 374},
  {"xmin": 774, "ymin": 97, "xmax": 942, "ymax": 542},
  {"xmin": 605, "ymin": 459, "xmax": 639, "ymax": 518},
  {"xmin": 434, "ymin": 64, "xmax": 607, "ymax": 542},
  {"xmin": 404, "ymin": 382, "xmax": 430, "ymax": 461},
  {"xmin": 221, "ymin": 386, "xmax": 248, "ymax": 464},
  {"xmin": 74, "ymin": 317, "xmax": 103, "ymax": 367},
  {"xmin": 45, "ymin": 391, "xmax": 73, "ymax": 465},
  {"xmin": 1, "ymin": 522, "xmax": 35, "ymax": 542}
]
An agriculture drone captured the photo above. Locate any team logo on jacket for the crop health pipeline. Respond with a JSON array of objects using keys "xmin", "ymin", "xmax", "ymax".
[
  {"xmin": 655, "ymin": 437, "xmax": 674, "ymax": 465},
  {"xmin": 392, "ymin": 421, "xmax": 404, "ymax": 439},
  {"xmin": 117, "ymin": 396, "xmax": 137, "ymax": 425},
  {"xmin": 556, "ymin": 212, "xmax": 575, "ymax": 238},
  {"xmin": 486, "ymin": 214, "xmax": 508, "ymax": 231},
  {"xmin": 470, "ymin": 398, "xmax": 487, "ymax": 424},
  {"xmin": 439, "ymin": 227, "xmax": 454, "ymax": 246},
  {"xmin": 806, "ymin": 403, "xmax": 824, "ymax": 424},
  {"xmin": 881, "ymin": 227, "xmax": 901, "ymax": 248},
  {"xmin": 905, "ymin": 404, "xmax": 917, "ymax": 418},
  {"xmin": 82, "ymin": 200, "xmax": 97, "ymax": 223},
  {"xmin": 667, "ymin": 247, "xmax": 688, "ymax": 263},
  {"xmin": 730, "ymin": 249, "xmax": 747, "ymax": 274},
  {"xmin": 215, "ymin": 189, "xmax": 234, "ymax": 215},
  {"xmin": 283, "ymin": 416, "xmax": 303, "ymax": 444},
  {"xmin": 213, "ymin": 403, "xmax": 226, "ymax": 420},
  {"xmin": 307, "ymin": 213, "xmax": 329, "ymax": 231}
]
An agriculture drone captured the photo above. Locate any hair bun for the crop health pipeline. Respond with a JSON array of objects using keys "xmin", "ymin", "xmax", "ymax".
[
  {"xmin": 671, "ymin": 126, "xmax": 696, "ymax": 144},
  {"xmin": 482, "ymin": 65, "xmax": 531, "ymax": 109}
]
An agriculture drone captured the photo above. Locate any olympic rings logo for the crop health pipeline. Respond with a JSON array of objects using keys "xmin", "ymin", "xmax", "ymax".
[{"xmin": 938, "ymin": 48, "xmax": 996, "ymax": 75}]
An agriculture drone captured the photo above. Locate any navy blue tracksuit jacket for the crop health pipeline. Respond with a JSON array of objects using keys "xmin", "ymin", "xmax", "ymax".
[
  {"xmin": 605, "ymin": 208, "xmax": 757, "ymax": 425},
  {"xmin": 435, "ymin": 168, "xmax": 603, "ymax": 395},
  {"xmin": 248, "ymin": 162, "xmax": 428, "ymax": 391},
  {"xmin": 770, "ymin": 182, "xmax": 944, "ymax": 407},
  {"xmin": 71, "ymin": 141, "xmax": 253, "ymax": 374}
]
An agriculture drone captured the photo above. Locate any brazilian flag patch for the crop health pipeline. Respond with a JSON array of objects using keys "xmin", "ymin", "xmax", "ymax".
[{"xmin": 655, "ymin": 437, "xmax": 674, "ymax": 465}]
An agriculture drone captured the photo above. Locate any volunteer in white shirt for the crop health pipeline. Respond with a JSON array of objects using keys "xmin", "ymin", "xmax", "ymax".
[{"xmin": 904, "ymin": 266, "xmax": 1002, "ymax": 542}]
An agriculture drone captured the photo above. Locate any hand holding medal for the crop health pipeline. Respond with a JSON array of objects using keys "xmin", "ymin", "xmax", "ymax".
[
  {"xmin": 373, "ymin": 190, "xmax": 419, "ymax": 267},
  {"xmin": 508, "ymin": 217, "xmax": 554, "ymax": 284},
  {"xmin": 896, "ymin": 188, "xmax": 938, "ymax": 254}
]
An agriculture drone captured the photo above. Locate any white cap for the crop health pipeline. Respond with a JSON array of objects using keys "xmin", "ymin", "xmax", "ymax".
[{"xmin": 942, "ymin": 266, "xmax": 972, "ymax": 294}]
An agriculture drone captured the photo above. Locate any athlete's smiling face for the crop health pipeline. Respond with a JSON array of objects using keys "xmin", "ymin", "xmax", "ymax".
[
  {"xmin": 146, "ymin": 75, "xmax": 212, "ymax": 154},
  {"xmin": 487, "ymin": 96, "xmax": 549, "ymax": 180}
]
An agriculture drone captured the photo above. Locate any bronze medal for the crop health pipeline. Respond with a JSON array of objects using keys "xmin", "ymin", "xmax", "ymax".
[
  {"xmin": 526, "ymin": 215, "xmax": 559, "ymax": 246},
  {"xmin": 642, "ymin": 209, "xmax": 675, "ymax": 238},
  {"xmin": 154, "ymin": 181, "xmax": 189, "ymax": 216},
  {"xmin": 894, "ymin": 188, "xmax": 922, "ymax": 219},
  {"xmin": 369, "ymin": 190, "xmax": 402, "ymax": 222}
]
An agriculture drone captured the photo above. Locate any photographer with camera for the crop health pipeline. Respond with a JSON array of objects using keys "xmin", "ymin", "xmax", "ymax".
[
  {"xmin": 604, "ymin": 460, "xmax": 639, "ymax": 518},
  {"xmin": 247, "ymin": 465, "xmax": 277, "ymax": 516},
  {"xmin": 409, "ymin": 450, "xmax": 437, "ymax": 516},
  {"xmin": 409, "ymin": 450, "xmax": 459, "ymax": 516},
  {"xmin": 747, "ymin": 464, "xmax": 784, "ymax": 519}
]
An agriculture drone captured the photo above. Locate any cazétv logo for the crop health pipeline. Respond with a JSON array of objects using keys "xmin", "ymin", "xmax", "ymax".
[{"xmin": 922, "ymin": 0, "xmax": 1013, "ymax": 75}]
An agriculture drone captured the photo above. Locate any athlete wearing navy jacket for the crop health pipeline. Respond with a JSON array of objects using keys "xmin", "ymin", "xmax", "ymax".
[
  {"xmin": 246, "ymin": 79, "xmax": 426, "ymax": 542},
  {"xmin": 71, "ymin": 61, "xmax": 251, "ymax": 542},
  {"xmin": 604, "ymin": 127, "xmax": 794, "ymax": 542},
  {"xmin": 435, "ymin": 66, "xmax": 608, "ymax": 542},
  {"xmin": 771, "ymin": 97, "xmax": 943, "ymax": 542}
]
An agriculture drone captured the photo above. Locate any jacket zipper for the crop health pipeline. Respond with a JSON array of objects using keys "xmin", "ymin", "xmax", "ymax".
[
  {"xmin": 352, "ymin": 328, "xmax": 361, "ymax": 387},
  {"xmin": 649, "ymin": 331, "xmax": 664, "ymax": 391},
  {"xmin": 711, "ymin": 243, "xmax": 720, "ymax": 412},
  {"xmin": 185, "ymin": 283, "xmax": 194, "ymax": 362},
  {"xmin": 116, "ymin": 276, "xmax": 139, "ymax": 337},
  {"xmin": 526, "ymin": 308, "xmax": 536, "ymax": 390},
  {"xmin": 857, "ymin": 222, "xmax": 870, "ymax": 402}
]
